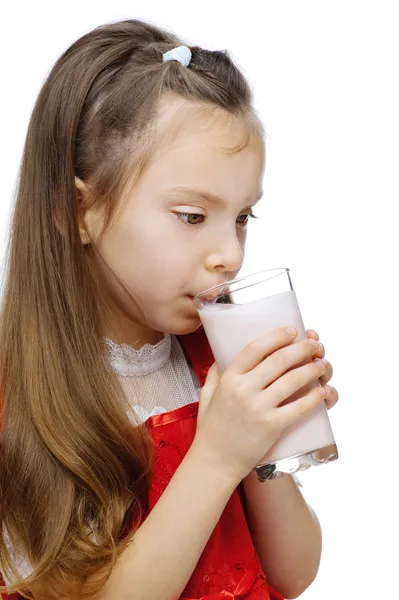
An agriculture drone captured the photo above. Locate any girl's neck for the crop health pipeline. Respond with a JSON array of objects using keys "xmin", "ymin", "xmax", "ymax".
[
  {"xmin": 106, "ymin": 328, "xmax": 164, "ymax": 350},
  {"xmin": 102, "ymin": 316, "xmax": 164, "ymax": 350}
]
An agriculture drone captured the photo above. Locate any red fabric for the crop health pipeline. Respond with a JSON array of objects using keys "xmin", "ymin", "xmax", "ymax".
[
  {"xmin": 0, "ymin": 574, "xmax": 20, "ymax": 599},
  {"xmin": 0, "ymin": 326, "xmax": 284, "ymax": 600},
  {"xmin": 136, "ymin": 326, "xmax": 285, "ymax": 600}
]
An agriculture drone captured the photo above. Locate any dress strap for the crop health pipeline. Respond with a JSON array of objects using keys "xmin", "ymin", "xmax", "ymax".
[
  {"xmin": 177, "ymin": 326, "xmax": 215, "ymax": 387},
  {"xmin": 145, "ymin": 401, "xmax": 199, "ymax": 428}
]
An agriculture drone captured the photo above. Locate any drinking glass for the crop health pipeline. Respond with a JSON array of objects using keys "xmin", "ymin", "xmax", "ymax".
[{"xmin": 193, "ymin": 268, "xmax": 338, "ymax": 482}]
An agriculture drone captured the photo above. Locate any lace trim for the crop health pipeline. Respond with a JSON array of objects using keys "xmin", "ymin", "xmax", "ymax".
[{"xmin": 104, "ymin": 333, "xmax": 172, "ymax": 377}]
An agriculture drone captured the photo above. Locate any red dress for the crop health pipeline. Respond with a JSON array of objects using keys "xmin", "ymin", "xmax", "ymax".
[
  {"xmin": 140, "ymin": 326, "xmax": 284, "ymax": 600},
  {"xmin": 0, "ymin": 327, "xmax": 284, "ymax": 600}
]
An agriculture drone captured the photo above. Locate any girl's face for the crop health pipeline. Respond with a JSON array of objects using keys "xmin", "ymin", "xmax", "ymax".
[{"xmin": 81, "ymin": 96, "xmax": 265, "ymax": 340}]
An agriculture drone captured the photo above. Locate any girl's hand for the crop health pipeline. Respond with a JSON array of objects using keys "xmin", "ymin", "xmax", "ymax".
[
  {"xmin": 192, "ymin": 327, "xmax": 332, "ymax": 485},
  {"xmin": 305, "ymin": 329, "xmax": 339, "ymax": 410}
]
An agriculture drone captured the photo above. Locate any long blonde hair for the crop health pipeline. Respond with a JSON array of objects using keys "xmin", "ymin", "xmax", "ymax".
[{"xmin": 0, "ymin": 18, "xmax": 261, "ymax": 599}]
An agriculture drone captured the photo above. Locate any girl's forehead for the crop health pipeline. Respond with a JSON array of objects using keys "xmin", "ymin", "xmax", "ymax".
[
  {"xmin": 126, "ymin": 99, "xmax": 265, "ymax": 210},
  {"xmin": 119, "ymin": 95, "xmax": 264, "ymax": 207},
  {"xmin": 150, "ymin": 94, "xmax": 264, "ymax": 163}
]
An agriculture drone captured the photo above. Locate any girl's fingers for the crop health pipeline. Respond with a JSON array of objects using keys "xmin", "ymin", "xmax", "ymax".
[
  {"xmin": 228, "ymin": 327, "xmax": 298, "ymax": 376},
  {"xmin": 324, "ymin": 385, "xmax": 339, "ymax": 410},
  {"xmin": 318, "ymin": 360, "xmax": 333, "ymax": 385},
  {"xmin": 250, "ymin": 337, "xmax": 321, "ymax": 391},
  {"xmin": 306, "ymin": 329, "xmax": 319, "ymax": 341},
  {"xmin": 262, "ymin": 357, "xmax": 326, "ymax": 408},
  {"xmin": 272, "ymin": 383, "xmax": 326, "ymax": 430}
]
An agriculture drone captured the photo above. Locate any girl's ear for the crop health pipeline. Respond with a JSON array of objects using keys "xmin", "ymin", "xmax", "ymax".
[
  {"xmin": 53, "ymin": 177, "xmax": 103, "ymax": 244},
  {"xmin": 75, "ymin": 176, "xmax": 92, "ymax": 245}
]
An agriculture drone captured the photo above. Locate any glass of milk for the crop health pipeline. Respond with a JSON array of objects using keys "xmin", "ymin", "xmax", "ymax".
[{"xmin": 193, "ymin": 268, "xmax": 338, "ymax": 482}]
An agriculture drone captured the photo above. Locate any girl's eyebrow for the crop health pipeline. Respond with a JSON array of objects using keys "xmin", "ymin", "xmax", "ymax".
[{"xmin": 164, "ymin": 186, "xmax": 263, "ymax": 207}]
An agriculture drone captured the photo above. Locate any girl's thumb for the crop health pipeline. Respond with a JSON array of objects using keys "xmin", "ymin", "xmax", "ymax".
[
  {"xmin": 198, "ymin": 361, "xmax": 220, "ymax": 414},
  {"xmin": 204, "ymin": 361, "xmax": 220, "ymax": 388}
]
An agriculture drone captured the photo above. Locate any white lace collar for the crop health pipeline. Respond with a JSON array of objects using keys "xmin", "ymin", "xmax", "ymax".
[{"xmin": 104, "ymin": 333, "xmax": 172, "ymax": 377}]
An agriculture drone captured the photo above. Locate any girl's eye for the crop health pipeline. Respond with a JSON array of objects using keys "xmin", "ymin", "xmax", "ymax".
[
  {"xmin": 175, "ymin": 212, "xmax": 206, "ymax": 225},
  {"xmin": 236, "ymin": 212, "xmax": 258, "ymax": 226},
  {"xmin": 175, "ymin": 211, "xmax": 258, "ymax": 227}
]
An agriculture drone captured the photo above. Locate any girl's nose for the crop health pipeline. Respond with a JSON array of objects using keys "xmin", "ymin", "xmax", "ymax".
[{"xmin": 204, "ymin": 235, "xmax": 244, "ymax": 274}]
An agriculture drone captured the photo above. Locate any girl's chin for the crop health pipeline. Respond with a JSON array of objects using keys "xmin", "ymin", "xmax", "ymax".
[{"xmin": 166, "ymin": 310, "xmax": 202, "ymax": 336}]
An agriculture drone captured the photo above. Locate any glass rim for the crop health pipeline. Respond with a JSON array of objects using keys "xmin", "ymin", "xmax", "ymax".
[{"xmin": 193, "ymin": 267, "xmax": 289, "ymax": 303}]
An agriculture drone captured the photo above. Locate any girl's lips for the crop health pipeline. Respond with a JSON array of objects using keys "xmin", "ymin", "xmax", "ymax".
[
  {"xmin": 191, "ymin": 282, "xmax": 227, "ymax": 302},
  {"xmin": 193, "ymin": 292, "xmax": 220, "ymax": 302}
]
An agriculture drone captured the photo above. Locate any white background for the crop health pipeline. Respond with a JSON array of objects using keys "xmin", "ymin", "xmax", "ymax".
[{"xmin": 1, "ymin": 1, "xmax": 398, "ymax": 598}]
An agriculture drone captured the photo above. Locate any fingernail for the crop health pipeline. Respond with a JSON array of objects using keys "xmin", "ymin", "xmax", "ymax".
[
  {"xmin": 309, "ymin": 339, "xmax": 320, "ymax": 349},
  {"xmin": 314, "ymin": 358, "xmax": 327, "ymax": 371},
  {"xmin": 285, "ymin": 327, "xmax": 297, "ymax": 335}
]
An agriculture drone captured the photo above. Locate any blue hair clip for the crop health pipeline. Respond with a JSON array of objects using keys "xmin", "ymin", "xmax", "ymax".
[{"xmin": 162, "ymin": 45, "xmax": 192, "ymax": 67}]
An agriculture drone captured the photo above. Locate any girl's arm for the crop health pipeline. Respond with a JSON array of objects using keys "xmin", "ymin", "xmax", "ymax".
[
  {"xmin": 81, "ymin": 441, "xmax": 238, "ymax": 600},
  {"xmin": 242, "ymin": 471, "xmax": 322, "ymax": 599}
]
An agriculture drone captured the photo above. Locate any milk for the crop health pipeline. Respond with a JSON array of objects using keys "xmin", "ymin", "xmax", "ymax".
[{"xmin": 198, "ymin": 289, "xmax": 335, "ymax": 464}]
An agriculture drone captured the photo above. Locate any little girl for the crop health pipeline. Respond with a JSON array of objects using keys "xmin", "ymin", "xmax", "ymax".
[{"xmin": 0, "ymin": 18, "xmax": 336, "ymax": 600}]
